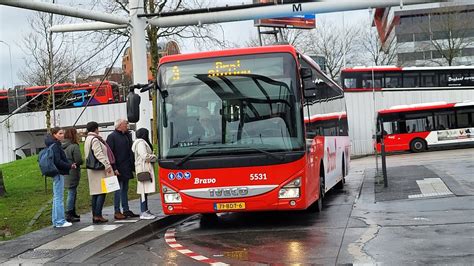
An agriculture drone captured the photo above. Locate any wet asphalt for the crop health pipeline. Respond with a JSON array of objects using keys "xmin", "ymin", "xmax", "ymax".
[{"xmin": 85, "ymin": 147, "xmax": 474, "ymax": 265}]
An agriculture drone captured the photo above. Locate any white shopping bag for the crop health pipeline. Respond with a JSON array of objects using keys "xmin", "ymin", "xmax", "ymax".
[{"xmin": 100, "ymin": 175, "xmax": 120, "ymax": 193}]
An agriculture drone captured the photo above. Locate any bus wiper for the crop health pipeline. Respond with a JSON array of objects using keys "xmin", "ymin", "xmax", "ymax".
[
  {"xmin": 232, "ymin": 147, "xmax": 285, "ymax": 161},
  {"xmin": 176, "ymin": 147, "xmax": 223, "ymax": 166}
]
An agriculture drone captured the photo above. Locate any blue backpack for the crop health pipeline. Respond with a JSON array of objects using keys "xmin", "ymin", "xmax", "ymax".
[{"xmin": 38, "ymin": 144, "xmax": 59, "ymax": 177}]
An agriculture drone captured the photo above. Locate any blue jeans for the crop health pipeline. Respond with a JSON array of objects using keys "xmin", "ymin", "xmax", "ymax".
[
  {"xmin": 114, "ymin": 179, "xmax": 130, "ymax": 213},
  {"xmin": 52, "ymin": 175, "xmax": 66, "ymax": 226},
  {"xmin": 66, "ymin": 187, "xmax": 77, "ymax": 212},
  {"xmin": 92, "ymin": 194, "xmax": 106, "ymax": 217},
  {"xmin": 140, "ymin": 194, "xmax": 148, "ymax": 213}
]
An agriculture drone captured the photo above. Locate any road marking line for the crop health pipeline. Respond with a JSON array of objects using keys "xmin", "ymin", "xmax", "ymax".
[
  {"xmin": 164, "ymin": 228, "xmax": 229, "ymax": 265},
  {"xmin": 176, "ymin": 249, "xmax": 193, "ymax": 254},
  {"xmin": 409, "ymin": 178, "xmax": 453, "ymax": 199}
]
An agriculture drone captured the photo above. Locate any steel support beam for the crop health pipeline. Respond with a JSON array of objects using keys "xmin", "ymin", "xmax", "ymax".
[
  {"xmin": 50, "ymin": 22, "xmax": 128, "ymax": 33},
  {"xmin": 149, "ymin": 0, "xmax": 442, "ymax": 27},
  {"xmin": 0, "ymin": 0, "xmax": 128, "ymax": 25},
  {"xmin": 129, "ymin": 0, "xmax": 151, "ymax": 131}
]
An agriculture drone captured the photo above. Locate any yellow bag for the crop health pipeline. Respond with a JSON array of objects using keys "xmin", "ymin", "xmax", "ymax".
[{"xmin": 100, "ymin": 175, "xmax": 120, "ymax": 193}]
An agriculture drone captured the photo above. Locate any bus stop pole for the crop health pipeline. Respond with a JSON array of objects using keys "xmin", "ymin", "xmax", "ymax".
[{"xmin": 380, "ymin": 120, "xmax": 388, "ymax": 187}]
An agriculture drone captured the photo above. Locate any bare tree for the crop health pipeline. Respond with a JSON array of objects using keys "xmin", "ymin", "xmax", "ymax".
[
  {"xmin": 101, "ymin": 0, "xmax": 227, "ymax": 146},
  {"xmin": 358, "ymin": 20, "xmax": 399, "ymax": 66},
  {"xmin": 303, "ymin": 19, "xmax": 360, "ymax": 79},
  {"xmin": 19, "ymin": 11, "xmax": 105, "ymax": 131},
  {"xmin": 101, "ymin": 0, "xmax": 228, "ymax": 52},
  {"xmin": 427, "ymin": 8, "xmax": 474, "ymax": 66}
]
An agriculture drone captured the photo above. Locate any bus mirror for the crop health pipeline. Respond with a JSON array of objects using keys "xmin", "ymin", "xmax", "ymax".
[
  {"xmin": 126, "ymin": 89, "xmax": 141, "ymax": 123},
  {"xmin": 300, "ymin": 67, "xmax": 312, "ymax": 79}
]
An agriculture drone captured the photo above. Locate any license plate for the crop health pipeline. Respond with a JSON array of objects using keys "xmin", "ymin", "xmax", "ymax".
[{"xmin": 214, "ymin": 202, "xmax": 246, "ymax": 211}]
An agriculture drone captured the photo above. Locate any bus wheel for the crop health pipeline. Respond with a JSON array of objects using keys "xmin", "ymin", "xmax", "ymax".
[
  {"xmin": 410, "ymin": 138, "xmax": 426, "ymax": 153},
  {"xmin": 336, "ymin": 157, "xmax": 345, "ymax": 190},
  {"xmin": 308, "ymin": 175, "xmax": 324, "ymax": 213}
]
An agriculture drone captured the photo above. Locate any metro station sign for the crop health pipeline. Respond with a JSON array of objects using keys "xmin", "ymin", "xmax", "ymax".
[{"xmin": 253, "ymin": 0, "xmax": 316, "ymax": 29}]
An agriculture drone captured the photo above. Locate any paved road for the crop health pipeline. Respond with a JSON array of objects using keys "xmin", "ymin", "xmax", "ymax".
[{"xmin": 86, "ymin": 148, "xmax": 474, "ymax": 265}]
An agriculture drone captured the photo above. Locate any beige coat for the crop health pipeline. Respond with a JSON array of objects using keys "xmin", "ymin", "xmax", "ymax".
[
  {"xmin": 132, "ymin": 139, "xmax": 157, "ymax": 194},
  {"xmin": 84, "ymin": 133, "xmax": 112, "ymax": 195}
]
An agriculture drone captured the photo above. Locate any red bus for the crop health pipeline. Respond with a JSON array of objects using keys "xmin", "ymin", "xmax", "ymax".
[
  {"xmin": 153, "ymin": 45, "xmax": 350, "ymax": 215},
  {"xmin": 0, "ymin": 81, "xmax": 123, "ymax": 115},
  {"xmin": 376, "ymin": 101, "xmax": 474, "ymax": 153},
  {"xmin": 341, "ymin": 66, "xmax": 474, "ymax": 92},
  {"xmin": 0, "ymin": 89, "xmax": 7, "ymax": 115}
]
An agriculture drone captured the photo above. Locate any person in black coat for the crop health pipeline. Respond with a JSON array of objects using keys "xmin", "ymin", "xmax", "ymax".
[
  {"xmin": 45, "ymin": 127, "xmax": 76, "ymax": 228},
  {"xmin": 106, "ymin": 119, "xmax": 138, "ymax": 219}
]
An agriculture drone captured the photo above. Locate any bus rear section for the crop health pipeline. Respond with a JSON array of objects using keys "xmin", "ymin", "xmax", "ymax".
[
  {"xmin": 155, "ymin": 45, "xmax": 349, "ymax": 215},
  {"xmin": 376, "ymin": 101, "xmax": 474, "ymax": 152}
]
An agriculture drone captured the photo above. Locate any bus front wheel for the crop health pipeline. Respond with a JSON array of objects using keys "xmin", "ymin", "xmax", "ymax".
[
  {"xmin": 308, "ymin": 173, "xmax": 325, "ymax": 213},
  {"xmin": 410, "ymin": 138, "xmax": 426, "ymax": 153}
]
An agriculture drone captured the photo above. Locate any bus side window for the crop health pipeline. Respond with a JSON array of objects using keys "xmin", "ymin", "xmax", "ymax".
[
  {"xmin": 457, "ymin": 108, "xmax": 474, "ymax": 128},
  {"xmin": 384, "ymin": 73, "xmax": 401, "ymax": 88},
  {"xmin": 344, "ymin": 78, "xmax": 357, "ymax": 89},
  {"xmin": 435, "ymin": 111, "xmax": 454, "ymax": 130}
]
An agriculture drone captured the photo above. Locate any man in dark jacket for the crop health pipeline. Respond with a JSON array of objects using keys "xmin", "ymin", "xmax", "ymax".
[{"xmin": 107, "ymin": 119, "xmax": 138, "ymax": 219}]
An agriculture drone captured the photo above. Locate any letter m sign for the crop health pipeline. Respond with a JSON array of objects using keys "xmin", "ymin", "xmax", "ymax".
[{"xmin": 293, "ymin": 3, "xmax": 302, "ymax": 12}]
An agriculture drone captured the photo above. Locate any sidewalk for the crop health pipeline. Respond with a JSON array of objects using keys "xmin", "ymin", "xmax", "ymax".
[
  {"xmin": 345, "ymin": 163, "xmax": 474, "ymax": 264},
  {"xmin": 0, "ymin": 193, "xmax": 186, "ymax": 265}
]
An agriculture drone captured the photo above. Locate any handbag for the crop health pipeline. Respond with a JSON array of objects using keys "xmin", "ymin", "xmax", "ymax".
[
  {"xmin": 86, "ymin": 138, "xmax": 105, "ymax": 170},
  {"xmin": 135, "ymin": 140, "xmax": 153, "ymax": 182},
  {"xmin": 137, "ymin": 171, "xmax": 152, "ymax": 182}
]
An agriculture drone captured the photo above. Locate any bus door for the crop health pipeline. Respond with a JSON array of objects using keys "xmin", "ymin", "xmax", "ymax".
[{"xmin": 301, "ymin": 69, "xmax": 320, "ymax": 201}]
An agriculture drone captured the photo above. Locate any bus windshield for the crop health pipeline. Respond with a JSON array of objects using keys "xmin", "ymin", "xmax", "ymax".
[{"xmin": 157, "ymin": 53, "xmax": 304, "ymax": 159}]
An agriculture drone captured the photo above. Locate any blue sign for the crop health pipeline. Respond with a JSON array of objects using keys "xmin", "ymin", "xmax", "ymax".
[
  {"xmin": 176, "ymin": 172, "xmax": 184, "ymax": 180},
  {"xmin": 184, "ymin": 172, "xmax": 191, "ymax": 180},
  {"xmin": 72, "ymin": 90, "xmax": 87, "ymax": 107},
  {"xmin": 168, "ymin": 172, "xmax": 175, "ymax": 180}
]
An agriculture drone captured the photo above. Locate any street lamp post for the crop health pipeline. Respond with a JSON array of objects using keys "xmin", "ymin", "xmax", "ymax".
[
  {"xmin": 0, "ymin": 40, "xmax": 14, "ymax": 162},
  {"xmin": 0, "ymin": 40, "xmax": 14, "ymax": 89}
]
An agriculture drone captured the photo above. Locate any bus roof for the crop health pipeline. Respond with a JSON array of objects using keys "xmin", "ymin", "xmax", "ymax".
[
  {"xmin": 378, "ymin": 101, "xmax": 474, "ymax": 114},
  {"xmin": 343, "ymin": 65, "xmax": 474, "ymax": 73},
  {"xmin": 159, "ymin": 45, "xmax": 298, "ymax": 64}
]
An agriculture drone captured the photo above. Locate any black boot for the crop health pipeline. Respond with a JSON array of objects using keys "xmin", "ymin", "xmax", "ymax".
[
  {"xmin": 71, "ymin": 208, "xmax": 80, "ymax": 219},
  {"xmin": 66, "ymin": 211, "xmax": 80, "ymax": 223}
]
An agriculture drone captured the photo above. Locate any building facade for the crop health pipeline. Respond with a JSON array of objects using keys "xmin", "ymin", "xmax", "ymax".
[{"xmin": 373, "ymin": 3, "xmax": 474, "ymax": 67}]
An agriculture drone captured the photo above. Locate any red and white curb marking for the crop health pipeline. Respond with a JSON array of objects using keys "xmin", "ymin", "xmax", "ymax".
[{"xmin": 165, "ymin": 228, "xmax": 229, "ymax": 266}]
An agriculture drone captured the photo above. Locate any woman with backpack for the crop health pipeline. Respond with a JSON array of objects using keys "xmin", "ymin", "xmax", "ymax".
[
  {"xmin": 45, "ymin": 127, "xmax": 77, "ymax": 228},
  {"xmin": 84, "ymin": 121, "xmax": 115, "ymax": 224},
  {"xmin": 62, "ymin": 128, "xmax": 83, "ymax": 223},
  {"xmin": 131, "ymin": 128, "xmax": 157, "ymax": 220}
]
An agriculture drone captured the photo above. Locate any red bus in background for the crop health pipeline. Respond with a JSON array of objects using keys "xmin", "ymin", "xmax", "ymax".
[
  {"xmin": 155, "ymin": 45, "xmax": 350, "ymax": 215},
  {"xmin": 376, "ymin": 101, "xmax": 474, "ymax": 153},
  {"xmin": 0, "ymin": 89, "xmax": 8, "ymax": 115},
  {"xmin": 0, "ymin": 81, "xmax": 124, "ymax": 115},
  {"xmin": 341, "ymin": 66, "xmax": 474, "ymax": 92}
]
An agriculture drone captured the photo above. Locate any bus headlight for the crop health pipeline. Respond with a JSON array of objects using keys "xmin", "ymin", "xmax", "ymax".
[
  {"xmin": 279, "ymin": 177, "xmax": 301, "ymax": 199},
  {"xmin": 162, "ymin": 186, "xmax": 182, "ymax": 204},
  {"xmin": 279, "ymin": 188, "xmax": 300, "ymax": 198}
]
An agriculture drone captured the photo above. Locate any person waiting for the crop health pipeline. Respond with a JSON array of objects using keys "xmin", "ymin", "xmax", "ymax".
[
  {"xmin": 193, "ymin": 108, "xmax": 220, "ymax": 141},
  {"xmin": 106, "ymin": 119, "xmax": 139, "ymax": 220}
]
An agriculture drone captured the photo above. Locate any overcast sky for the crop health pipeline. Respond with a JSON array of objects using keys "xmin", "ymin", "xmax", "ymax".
[{"xmin": 0, "ymin": 1, "xmax": 367, "ymax": 89}]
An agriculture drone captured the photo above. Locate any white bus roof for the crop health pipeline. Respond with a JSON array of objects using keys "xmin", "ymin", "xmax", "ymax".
[
  {"xmin": 343, "ymin": 66, "xmax": 474, "ymax": 71},
  {"xmin": 379, "ymin": 101, "xmax": 474, "ymax": 114}
]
